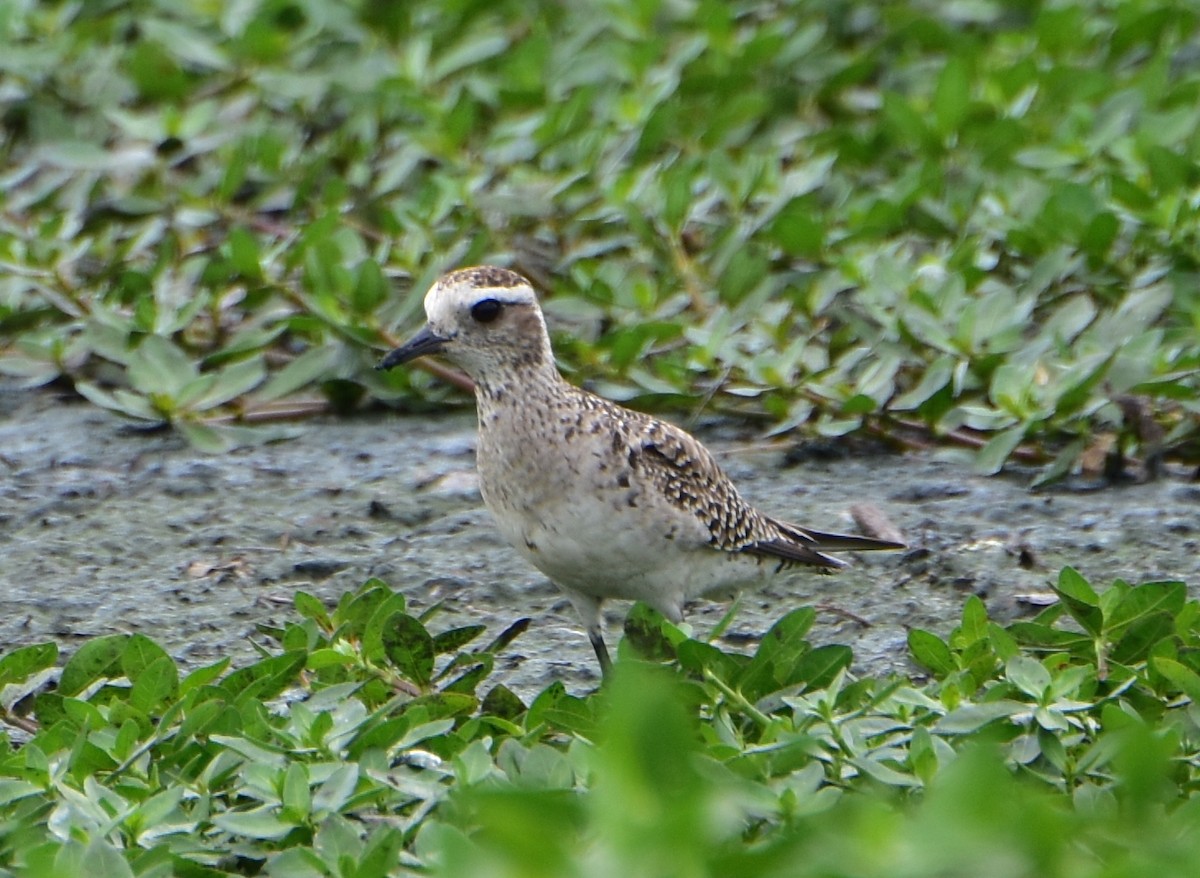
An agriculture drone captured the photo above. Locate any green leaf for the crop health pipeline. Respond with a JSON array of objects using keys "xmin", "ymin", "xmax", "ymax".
[
  {"xmin": 1006, "ymin": 656, "xmax": 1052, "ymax": 700},
  {"xmin": 176, "ymin": 420, "xmax": 235, "ymax": 453},
  {"xmin": 430, "ymin": 32, "xmax": 509, "ymax": 81},
  {"xmin": 180, "ymin": 657, "xmax": 230, "ymax": 694},
  {"xmin": 228, "ymin": 227, "xmax": 264, "ymax": 281},
  {"xmin": 478, "ymin": 617, "xmax": 532, "ymax": 655},
  {"xmin": 0, "ymin": 779, "xmax": 45, "ymax": 807},
  {"xmin": 754, "ymin": 608, "xmax": 816, "ymax": 662},
  {"xmin": 960, "ymin": 596, "xmax": 989, "ymax": 646},
  {"xmin": 354, "ymin": 827, "xmax": 407, "ymax": 878},
  {"xmin": 79, "ymin": 838, "xmax": 136, "ymax": 878},
  {"xmin": 1152, "ymin": 657, "xmax": 1200, "ymax": 702},
  {"xmin": 313, "ymin": 764, "xmax": 359, "ymax": 815},
  {"xmin": 1053, "ymin": 353, "xmax": 1114, "ymax": 418},
  {"xmin": 220, "ymin": 651, "xmax": 308, "ymax": 702},
  {"xmin": 935, "ymin": 700, "xmax": 1026, "ymax": 734},
  {"xmin": 527, "ymin": 682, "xmax": 595, "ymax": 737},
  {"xmin": 129, "ymin": 786, "xmax": 185, "ymax": 840},
  {"xmin": 171, "ymin": 372, "xmax": 220, "ymax": 411},
  {"xmin": 60, "ymin": 635, "xmax": 128, "ymax": 697},
  {"xmin": 852, "ymin": 755, "xmax": 919, "ymax": 788},
  {"xmin": 295, "ymin": 592, "xmax": 332, "ymax": 628},
  {"xmin": 793, "ymin": 644, "xmax": 852, "ymax": 689},
  {"xmin": 213, "ymin": 805, "xmax": 296, "ymax": 840},
  {"xmin": 431, "ymin": 625, "xmax": 487, "ymax": 655},
  {"xmin": 481, "ymin": 684, "xmax": 527, "ymax": 721},
  {"xmin": 1007, "ymin": 621, "xmax": 1091, "ymax": 652},
  {"xmin": 892, "ymin": 354, "xmax": 954, "ymax": 410},
  {"xmin": 1052, "ymin": 567, "xmax": 1103, "ymax": 637},
  {"xmin": 267, "ymin": 848, "xmax": 328, "ymax": 877},
  {"xmin": 1030, "ymin": 437, "xmax": 1087, "ymax": 489},
  {"xmin": 738, "ymin": 607, "xmax": 817, "ymax": 698},
  {"xmin": 282, "ymin": 762, "xmax": 312, "ymax": 820},
  {"xmin": 987, "ymin": 623, "xmax": 1020, "ymax": 662},
  {"xmin": 908, "ymin": 629, "xmax": 954, "ymax": 677},
  {"xmin": 179, "ymin": 698, "xmax": 226, "ymax": 739},
  {"xmin": 306, "ymin": 649, "xmax": 355, "ymax": 670},
  {"xmin": 176, "ymin": 420, "xmax": 302, "ymax": 453},
  {"xmin": 129, "ymin": 656, "xmax": 179, "ymax": 713},
  {"xmin": 61, "ymin": 697, "xmax": 105, "ymax": 729},
  {"xmin": 973, "ymin": 423, "xmax": 1025, "ymax": 475},
  {"xmin": 122, "ymin": 634, "xmax": 170, "ymax": 679},
  {"xmin": 933, "ymin": 56, "xmax": 971, "ymax": 135},
  {"xmin": 881, "ymin": 91, "xmax": 933, "ymax": 149},
  {"xmin": 380, "ymin": 613, "xmax": 435, "ymax": 686},
  {"xmin": 1111, "ymin": 614, "xmax": 1175, "ymax": 665},
  {"xmin": 1104, "ymin": 581, "xmax": 1187, "ymax": 640},
  {"xmin": 189, "ymin": 356, "xmax": 267, "ymax": 411},
  {"xmin": 767, "ymin": 195, "xmax": 825, "ymax": 257},
  {"xmin": 351, "ymin": 259, "xmax": 389, "ymax": 314},
  {"xmin": 254, "ymin": 345, "xmax": 341, "ymax": 403},
  {"xmin": 361, "ymin": 592, "xmax": 410, "ymax": 662},
  {"xmin": 0, "ymin": 643, "xmax": 58, "ymax": 686},
  {"xmin": 75, "ymin": 382, "xmax": 162, "ymax": 421},
  {"xmin": 677, "ymin": 639, "xmax": 745, "ymax": 682},
  {"xmin": 127, "ymin": 334, "xmax": 198, "ymax": 398},
  {"xmin": 622, "ymin": 603, "xmax": 680, "ymax": 662},
  {"xmin": 440, "ymin": 656, "xmax": 493, "ymax": 693}
]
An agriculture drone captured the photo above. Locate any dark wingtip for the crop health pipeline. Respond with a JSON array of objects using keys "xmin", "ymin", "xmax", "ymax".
[
  {"xmin": 743, "ymin": 539, "xmax": 849, "ymax": 569},
  {"xmin": 779, "ymin": 523, "xmax": 908, "ymax": 553}
]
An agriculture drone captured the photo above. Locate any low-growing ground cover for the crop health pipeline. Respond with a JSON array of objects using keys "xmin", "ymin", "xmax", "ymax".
[
  {"xmin": 0, "ymin": 569, "xmax": 1198, "ymax": 875},
  {"xmin": 1, "ymin": 0, "xmax": 1197, "ymax": 479}
]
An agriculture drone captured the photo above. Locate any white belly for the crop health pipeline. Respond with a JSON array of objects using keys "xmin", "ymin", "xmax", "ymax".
[
  {"xmin": 474, "ymin": 401, "xmax": 784, "ymax": 621},
  {"xmin": 482, "ymin": 472, "xmax": 778, "ymax": 620}
]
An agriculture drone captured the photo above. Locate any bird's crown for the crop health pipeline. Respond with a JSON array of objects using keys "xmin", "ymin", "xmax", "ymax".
[{"xmin": 425, "ymin": 266, "xmax": 538, "ymax": 322}]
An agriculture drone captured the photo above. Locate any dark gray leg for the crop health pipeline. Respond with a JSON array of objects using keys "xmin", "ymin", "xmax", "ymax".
[
  {"xmin": 567, "ymin": 591, "xmax": 611, "ymax": 676},
  {"xmin": 589, "ymin": 625, "xmax": 612, "ymax": 676}
]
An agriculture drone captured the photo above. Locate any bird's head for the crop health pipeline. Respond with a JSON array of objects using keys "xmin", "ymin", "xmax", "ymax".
[{"xmin": 377, "ymin": 266, "xmax": 555, "ymax": 385}]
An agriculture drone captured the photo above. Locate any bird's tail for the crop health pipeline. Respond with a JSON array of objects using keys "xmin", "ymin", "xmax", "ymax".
[
  {"xmin": 784, "ymin": 523, "xmax": 906, "ymax": 553},
  {"xmin": 742, "ymin": 518, "xmax": 905, "ymax": 569}
]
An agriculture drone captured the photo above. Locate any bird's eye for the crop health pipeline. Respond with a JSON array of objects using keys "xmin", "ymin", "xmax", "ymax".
[{"xmin": 470, "ymin": 298, "xmax": 503, "ymax": 323}]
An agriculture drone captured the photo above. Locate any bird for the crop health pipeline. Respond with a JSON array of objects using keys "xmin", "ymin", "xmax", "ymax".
[{"xmin": 377, "ymin": 266, "xmax": 904, "ymax": 673}]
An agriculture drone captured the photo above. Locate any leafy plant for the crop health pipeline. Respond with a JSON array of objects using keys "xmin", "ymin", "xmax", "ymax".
[
  {"xmin": 1, "ymin": 0, "xmax": 1197, "ymax": 477},
  {"xmin": 0, "ymin": 570, "xmax": 1198, "ymax": 874}
]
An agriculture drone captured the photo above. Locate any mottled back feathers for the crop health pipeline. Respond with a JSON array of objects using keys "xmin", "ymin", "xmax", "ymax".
[{"xmin": 571, "ymin": 391, "xmax": 858, "ymax": 568}]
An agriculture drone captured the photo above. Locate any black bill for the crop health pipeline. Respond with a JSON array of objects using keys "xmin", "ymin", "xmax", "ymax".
[{"xmin": 376, "ymin": 325, "xmax": 449, "ymax": 370}]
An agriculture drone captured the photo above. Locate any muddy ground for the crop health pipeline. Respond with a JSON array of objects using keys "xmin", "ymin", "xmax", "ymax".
[{"xmin": 2, "ymin": 387, "xmax": 1197, "ymax": 698}]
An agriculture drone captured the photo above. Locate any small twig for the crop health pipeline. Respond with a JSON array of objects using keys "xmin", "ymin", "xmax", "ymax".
[
  {"xmin": 703, "ymin": 668, "xmax": 773, "ymax": 728},
  {"xmin": 414, "ymin": 358, "xmax": 474, "ymax": 394},
  {"xmin": 2, "ymin": 714, "xmax": 38, "ymax": 735},
  {"xmin": 849, "ymin": 503, "xmax": 906, "ymax": 545},
  {"xmin": 815, "ymin": 603, "xmax": 872, "ymax": 628},
  {"xmin": 863, "ymin": 419, "xmax": 933, "ymax": 453},
  {"xmin": 686, "ymin": 365, "xmax": 732, "ymax": 431},
  {"xmin": 203, "ymin": 399, "xmax": 331, "ymax": 425},
  {"xmin": 887, "ymin": 416, "xmax": 1048, "ymax": 463},
  {"xmin": 666, "ymin": 233, "xmax": 710, "ymax": 316}
]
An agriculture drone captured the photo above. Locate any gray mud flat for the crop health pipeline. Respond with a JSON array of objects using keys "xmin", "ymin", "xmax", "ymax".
[{"xmin": 2, "ymin": 388, "xmax": 1197, "ymax": 697}]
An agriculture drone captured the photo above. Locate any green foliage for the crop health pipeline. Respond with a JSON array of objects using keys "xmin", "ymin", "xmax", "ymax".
[
  {"xmin": 0, "ymin": 571, "xmax": 1198, "ymax": 874},
  {"xmin": 0, "ymin": 0, "xmax": 1197, "ymax": 476}
]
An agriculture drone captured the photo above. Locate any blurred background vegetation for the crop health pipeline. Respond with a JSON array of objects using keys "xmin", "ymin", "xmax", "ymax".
[{"xmin": 1, "ymin": 0, "xmax": 1197, "ymax": 477}]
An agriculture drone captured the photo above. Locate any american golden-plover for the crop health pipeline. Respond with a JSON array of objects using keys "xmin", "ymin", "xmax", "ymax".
[{"xmin": 378, "ymin": 266, "xmax": 904, "ymax": 672}]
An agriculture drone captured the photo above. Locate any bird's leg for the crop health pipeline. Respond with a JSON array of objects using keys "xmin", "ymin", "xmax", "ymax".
[
  {"xmin": 589, "ymin": 625, "xmax": 612, "ymax": 676},
  {"xmin": 567, "ymin": 591, "xmax": 611, "ymax": 676}
]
